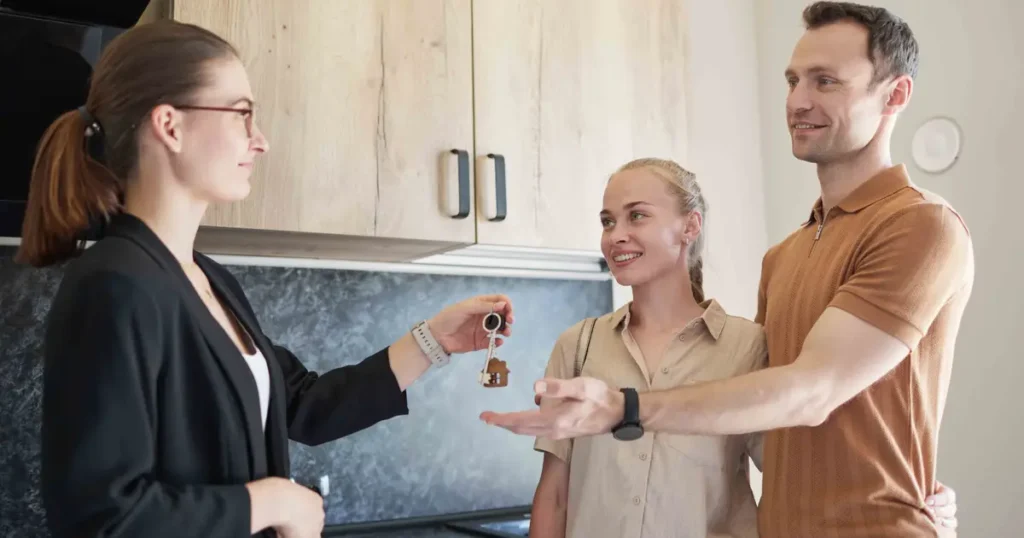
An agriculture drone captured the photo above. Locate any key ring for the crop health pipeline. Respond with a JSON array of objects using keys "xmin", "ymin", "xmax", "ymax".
[
  {"xmin": 479, "ymin": 310, "xmax": 509, "ymax": 388},
  {"xmin": 482, "ymin": 311, "xmax": 504, "ymax": 333}
]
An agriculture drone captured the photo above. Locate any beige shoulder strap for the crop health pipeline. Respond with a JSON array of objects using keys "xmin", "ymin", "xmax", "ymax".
[{"xmin": 573, "ymin": 317, "xmax": 597, "ymax": 377}]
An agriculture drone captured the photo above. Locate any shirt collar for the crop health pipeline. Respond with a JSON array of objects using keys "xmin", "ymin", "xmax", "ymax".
[
  {"xmin": 610, "ymin": 298, "xmax": 727, "ymax": 340},
  {"xmin": 805, "ymin": 164, "xmax": 913, "ymax": 225}
]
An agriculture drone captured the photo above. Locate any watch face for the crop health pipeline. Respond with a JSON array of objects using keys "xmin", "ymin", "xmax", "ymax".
[{"xmin": 614, "ymin": 424, "xmax": 644, "ymax": 441}]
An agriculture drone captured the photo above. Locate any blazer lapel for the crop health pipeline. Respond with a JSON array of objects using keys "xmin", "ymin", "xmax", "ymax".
[
  {"xmin": 107, "ymin": 214, "xmax": 268, "ymax": 479},
  {"xmin": 199, "ymin": 259, "xmax": 291, "ymax": 477}
]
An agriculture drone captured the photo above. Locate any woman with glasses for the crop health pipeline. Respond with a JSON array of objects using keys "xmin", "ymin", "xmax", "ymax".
[{"xmin": 17, "ymin": 20, "xmax": 513, "ymax": 538}]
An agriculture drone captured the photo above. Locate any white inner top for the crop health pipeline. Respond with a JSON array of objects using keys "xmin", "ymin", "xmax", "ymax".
[
  {"xmin": 241, "ymin": 344, "xmax": 271, "ymax": 431},
  {"xmin": 231, "ymin": 311, "xmax": 270, "ymax": 431}
]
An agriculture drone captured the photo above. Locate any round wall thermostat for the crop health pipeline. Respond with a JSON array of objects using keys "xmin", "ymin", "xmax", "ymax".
[{"xmin": 911, "ymin": 117, "xmax": 962, "ymax": 174}]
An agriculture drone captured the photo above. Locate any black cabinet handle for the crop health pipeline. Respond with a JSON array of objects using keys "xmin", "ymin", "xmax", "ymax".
[
  {"xmin": 486, "ymin": 153, "xmax": 507, "ymax": 222},
  {"xmin": 448, "ymin": 149, "xmax": 470, "ymax": 219}
]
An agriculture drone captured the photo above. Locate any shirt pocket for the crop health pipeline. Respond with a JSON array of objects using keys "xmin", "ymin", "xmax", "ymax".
[
  {"xmin": 653, "ymin": 435, "xmax": 737, "ymax": 534},
  {"xmin": 661, "ymin": 432, "xmax": 730, "ymax": 469}
]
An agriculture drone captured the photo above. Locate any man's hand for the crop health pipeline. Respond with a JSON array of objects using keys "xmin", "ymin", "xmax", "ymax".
[
  {"xmin": 928, "ymin": 481, "xmax": 958, "ymax": 533},
  {"xmin": 481, "ymin": 377, "xmax": 623, "ymax": 439}
]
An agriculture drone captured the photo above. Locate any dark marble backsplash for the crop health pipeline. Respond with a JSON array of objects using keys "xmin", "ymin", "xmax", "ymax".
[{"xmin": 0, "ymin": 247, "xmax": 611, "ymax": 536}]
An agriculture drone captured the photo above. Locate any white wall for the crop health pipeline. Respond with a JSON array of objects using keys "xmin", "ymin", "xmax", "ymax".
[
  {"xmin": 755, "ymin": 1, "xmax": 1022, "ymax": 535},
  {"xmin": 684, "ymin": 0, "xmax": 769, "ymax": 324}
]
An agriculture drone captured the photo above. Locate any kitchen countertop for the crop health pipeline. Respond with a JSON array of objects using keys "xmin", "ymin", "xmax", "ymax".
[
  {"xmin": 323, "ymin": 505, "xmax": 531, "ymax": 538},
  {"xmin": 326, "ymin": 525, "xmax": 469, "ymax": 537}
]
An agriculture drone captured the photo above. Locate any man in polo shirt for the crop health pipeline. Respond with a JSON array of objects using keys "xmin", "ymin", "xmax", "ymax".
[{"xmin": 482, "ymin": 2, "xmax": 972, "ymax": 537}]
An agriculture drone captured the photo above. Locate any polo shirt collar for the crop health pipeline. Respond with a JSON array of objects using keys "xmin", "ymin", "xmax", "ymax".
[{"xmin": 805, "ymin": 164, "xmax": 912, "ymax": 225}]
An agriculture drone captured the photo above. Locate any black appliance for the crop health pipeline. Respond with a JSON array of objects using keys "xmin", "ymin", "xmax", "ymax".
[{"xmin": 0, "ymin": 1, "xmax": 149, "ymax": 239}]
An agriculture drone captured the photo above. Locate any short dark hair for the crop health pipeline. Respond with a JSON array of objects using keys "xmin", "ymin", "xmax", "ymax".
[{"xmin": 802, "ymin": 1, "xmax": 919, "ymax": 84}]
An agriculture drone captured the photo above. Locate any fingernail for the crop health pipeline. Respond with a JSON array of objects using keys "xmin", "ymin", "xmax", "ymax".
[{"xmin": 927, "ymin": 498, "xmax": 934, "ymax": 505}]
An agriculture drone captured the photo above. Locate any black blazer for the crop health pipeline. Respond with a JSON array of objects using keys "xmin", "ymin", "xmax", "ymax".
[{"xmin": 39, "ymin": 213, "xmax": 410, "ymax": 538}]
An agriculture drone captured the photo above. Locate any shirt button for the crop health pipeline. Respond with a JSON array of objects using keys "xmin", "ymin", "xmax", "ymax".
[
  {"xmin": 639, "ymin": 453, "xmax": 647, "ymax": 461},
  {"xmin": 633, "ymin": 496, "xmax": 642, "ymax": 505},
  {"xmin": 661, "ymin": 368, "xmax": 669, "ymax": 374},
  {"xmin": 678, "ymin": 334, "xmax": 685, "ymax": 341}
]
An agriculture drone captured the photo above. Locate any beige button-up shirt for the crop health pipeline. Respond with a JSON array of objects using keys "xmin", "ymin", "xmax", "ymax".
[{"xmin": 535, "ymin": 299, "xmax": 768, "ymax": 538}]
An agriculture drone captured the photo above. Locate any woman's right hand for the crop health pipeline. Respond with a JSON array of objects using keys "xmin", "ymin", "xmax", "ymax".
[{"xmin": 247, "ymin": 477, "xmax": 325, "ymax": 538}]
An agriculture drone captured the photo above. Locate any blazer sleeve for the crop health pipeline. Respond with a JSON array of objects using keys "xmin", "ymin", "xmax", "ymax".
[
  {"xmin": 273, "ymin": 343, "xmax": 410, "ymax": 446},
  {"xmin": 40, "ymin": 270, "xmax": 251, "ymax": 538}
]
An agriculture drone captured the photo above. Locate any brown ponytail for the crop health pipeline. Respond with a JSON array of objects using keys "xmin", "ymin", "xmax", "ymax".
[
  {"xmin": 16, "ymin": 109, "xmax": 122, "ymax": 267},
  {"xmin": 15, "ymin": 19, "xmax": 238, "ymax": 267},
  {"xmin": 615, "ymin": 158, "xmax": 708, "ymax": 303}
]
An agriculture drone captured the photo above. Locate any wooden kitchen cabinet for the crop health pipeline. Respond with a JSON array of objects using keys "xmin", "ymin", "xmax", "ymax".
[
  {"xmin": 172, "ymin": 0, "xmax": 477, "ymax": 258},
  {"xmin": 167, "ymin": 0, "xmax": 688, "ymax": 258},
  {"xmin": 472, "ymin": 0, "xmax": 690, "ymax": 252}
]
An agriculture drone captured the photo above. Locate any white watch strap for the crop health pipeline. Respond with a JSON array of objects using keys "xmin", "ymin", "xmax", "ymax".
[{"xmin": 412, "ymin": 321, "xmax": 450, "ymax": 367}]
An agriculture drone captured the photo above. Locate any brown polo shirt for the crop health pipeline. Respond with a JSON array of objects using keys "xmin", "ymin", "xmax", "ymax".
[
  {"xmin": 755, "ymin": 164, "xmax": 974, "ymax": 538},
  {"xmin": 536, "ymin": 299, "xmax": 767, "ymax": 538}
]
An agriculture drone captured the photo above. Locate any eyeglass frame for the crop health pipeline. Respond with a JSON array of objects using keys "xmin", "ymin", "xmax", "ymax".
[{"xmin": 172, "ymin": 104, "xmax": 257, "ymax": 139}]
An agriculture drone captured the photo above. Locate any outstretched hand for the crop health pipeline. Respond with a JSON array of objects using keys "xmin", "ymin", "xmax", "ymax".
[
  {"xmin": 428, "ymin": 294, "xmax": 514, "ymax": 354},
  {"xmin": 480, "ymin": 376, "xmax": 623, "ymax": 439}
]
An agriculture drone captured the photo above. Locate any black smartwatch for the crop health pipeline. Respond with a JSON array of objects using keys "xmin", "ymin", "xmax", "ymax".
[{"xmin": 612, "ymin": 388, "xmax": 644, "ymax": 441}]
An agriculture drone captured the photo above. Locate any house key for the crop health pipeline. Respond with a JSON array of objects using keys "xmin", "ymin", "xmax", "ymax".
[{"xmin": 479, "ymin": 311, "xmax": 509, "ymax": 388}]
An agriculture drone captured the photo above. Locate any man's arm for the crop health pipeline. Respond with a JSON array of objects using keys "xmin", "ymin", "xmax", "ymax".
[
  {"xmin": 481, "ymin": 203, "xmax": 972, "ymax": 440},
  {"xmin": 499, "ymin": 308, "xmax": 919, "ymax": 437},
  {"xmin": 645, "ymin": 203, "xmax": 972, "ymax": 434},
  {"xmin": 640, "ymin": 306, "xmax": 910, "ymax": 433}
]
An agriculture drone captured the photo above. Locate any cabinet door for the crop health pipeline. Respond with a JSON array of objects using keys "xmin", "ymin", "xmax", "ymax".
[
  {"xmin": 173, "ymin": 0, "xmax": 476, "ymax": 244},
  {"xmin": 472, "ymin": 0, "xmax": 689, "ymax": 252}
]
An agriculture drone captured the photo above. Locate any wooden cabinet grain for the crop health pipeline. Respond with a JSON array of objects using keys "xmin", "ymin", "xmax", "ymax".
[
  {"xmin": 472, "ymin": 0, "xmax": 689, "ymax": 252},
  {"xmin": 168, "ymin": 0, "xmax": 688, "ymax": 258},
  {"xmin": 173, "ymin": 0, "xmax": 476, "ymax": 260}
]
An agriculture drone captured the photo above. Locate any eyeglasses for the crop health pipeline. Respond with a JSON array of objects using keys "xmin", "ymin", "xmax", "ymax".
[{"xmin": 173, "ymin": 104, "xmax": 256, "ymax": 138}]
